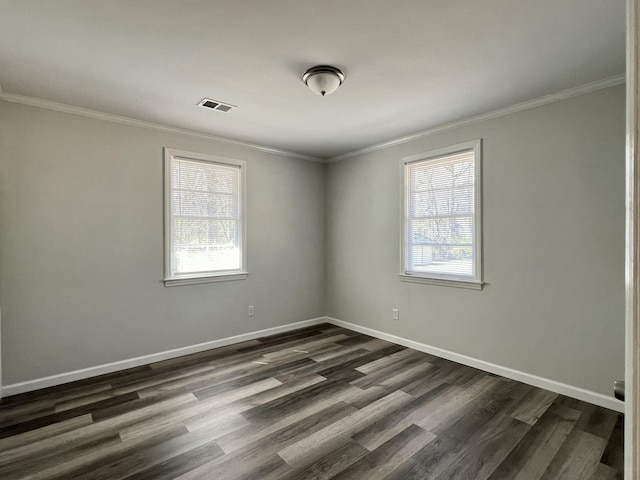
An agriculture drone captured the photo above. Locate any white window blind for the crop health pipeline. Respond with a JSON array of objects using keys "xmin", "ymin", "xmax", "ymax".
[
  {"xmin": 402, "ymin": 140, "xmax": 482, "ymax": 287},
  {"xmin": 164, "ymin": 149, "xmax": 246, "ymax": 285}
]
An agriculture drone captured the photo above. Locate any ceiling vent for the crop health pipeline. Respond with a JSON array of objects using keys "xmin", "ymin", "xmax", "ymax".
[{"xmin": 198, "ymin": 98, "xmax": 236, "ymax": 112}]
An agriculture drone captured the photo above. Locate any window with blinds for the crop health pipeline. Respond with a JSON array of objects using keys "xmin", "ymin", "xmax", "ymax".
[
  {"xmin": 164, "ymin": 149, "xmax": 247, "ymax": 286},
  {"xmin": 401, "ymin": 140, "xmax": 482, "ymax": 288}
]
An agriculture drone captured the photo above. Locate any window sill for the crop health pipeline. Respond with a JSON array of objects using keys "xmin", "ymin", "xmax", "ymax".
[
  {"xmin": 399, "ymin": 274, "xmax": 484, "ymax": 290},
  {"xmin": 164, "ymin": 272, "xmax": 248, "ymax": 287}
]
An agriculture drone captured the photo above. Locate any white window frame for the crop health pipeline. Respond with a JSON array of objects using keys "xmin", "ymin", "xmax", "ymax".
[
  {"xmin": 399, "ymin": 139, "xmax": 483, "ymax": 290},
  {"xmin": 164, "ymin": 148, "xmax": 248, "ymax": 287}
]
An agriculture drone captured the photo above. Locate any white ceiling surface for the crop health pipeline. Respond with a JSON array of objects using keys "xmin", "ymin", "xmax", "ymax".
[{"xmin": 0, "ymin": 0, "xmax": 626, "ymax": 160}]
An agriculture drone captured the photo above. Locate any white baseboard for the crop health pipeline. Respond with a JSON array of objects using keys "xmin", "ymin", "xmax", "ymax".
[
  {"xmin": 325, "ymin": 317, "xmax": 625, "ymax": 413},
  {"xmin": 2, "ymin": 315, "xmax": 625, "ymax": 413},
  {"xmin": 1, "ymin": 317, "xmax": 327, "ymax": 398}
]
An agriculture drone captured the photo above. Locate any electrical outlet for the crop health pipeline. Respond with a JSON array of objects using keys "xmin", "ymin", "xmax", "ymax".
[
  {"xmin": 392, "ymin": 308, "xmax": 399, "ymax": 320},
  {"xmin": 248, "ymin": 305, "xmax": 255, "ymax": 317}
]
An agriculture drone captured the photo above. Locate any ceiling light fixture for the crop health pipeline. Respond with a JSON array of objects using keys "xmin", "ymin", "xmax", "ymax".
[{"xmin": 302, "ymin": 65, "xmax": 345, "ymax": 97}]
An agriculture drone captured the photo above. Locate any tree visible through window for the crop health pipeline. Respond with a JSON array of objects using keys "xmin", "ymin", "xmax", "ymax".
[
  {"xmin": 164, "ymin": 149, "xmax": 247, "ymax": 286},
  {"xmin": 402, "ymin": 140, "xmax": 482, "ymax": 286}
]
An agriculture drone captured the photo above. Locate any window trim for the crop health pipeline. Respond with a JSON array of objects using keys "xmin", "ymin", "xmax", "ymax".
[
  {"xmin": 163, "ymin": 148, "xmax": 248, "ymax": 287},
  {"xmin": 399, "ymin": 139, "xmax": 483, "ymax": 289}
]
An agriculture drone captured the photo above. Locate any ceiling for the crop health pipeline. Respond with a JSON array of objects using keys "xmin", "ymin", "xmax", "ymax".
[{"xmin": 0, "ymin": 0, "xmax": 626, "ymax": 160}]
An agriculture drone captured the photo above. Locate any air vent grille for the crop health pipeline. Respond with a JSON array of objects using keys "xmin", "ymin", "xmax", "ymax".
[{"xmin": 198, "ymin": 98, "xmax": 236, "ymax": 112}]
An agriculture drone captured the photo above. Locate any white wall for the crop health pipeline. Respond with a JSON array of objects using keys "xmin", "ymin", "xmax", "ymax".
[
  {"xmin": 325, "ymin": 85, "xmax": 626, "ymax": 397},
  {"xmin": 0, "ymin": 101, "xmax": 325, "ymax": 385}
]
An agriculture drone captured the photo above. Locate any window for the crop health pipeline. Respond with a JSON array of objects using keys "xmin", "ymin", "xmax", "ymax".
[
  {"xmin": 400, "ymin": 139, "xmax": 482, "ymax": 289},
  {"xmin": 164, "ymin": 148, "xmax": 247, "ymax": 286}
]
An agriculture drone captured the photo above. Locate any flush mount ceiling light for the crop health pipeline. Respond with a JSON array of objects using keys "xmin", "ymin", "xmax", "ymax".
[{"xmin": 302, "ymin": 65, "xmax": 345, "ymax": 97}]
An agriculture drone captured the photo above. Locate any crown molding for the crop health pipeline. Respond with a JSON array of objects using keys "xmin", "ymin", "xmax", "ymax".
[
  {"xmin": 0, "ymin": 74, "xmax": 625, "ymax": 164},
  {"xmin": 329, "ymin": 74, "xmax": 626, "ymax": 163},
  {"xmin": 0, "ymin": 92, "xmax": 323, "ymax": 163}
]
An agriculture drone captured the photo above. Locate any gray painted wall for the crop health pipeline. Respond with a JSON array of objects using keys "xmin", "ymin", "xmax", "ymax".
[
  {"xmin": 325, "ymin": 85, "xmax": 625, "ymax": 396},
  {"xmin": 0, "ymin": 102, "xmax": 325, "ymax": 384},
  {"xmin": 0, "ymin": 84, "xmax": 626, "ymax": 397}
]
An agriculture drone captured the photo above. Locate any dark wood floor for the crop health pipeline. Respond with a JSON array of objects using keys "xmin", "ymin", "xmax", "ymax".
[{"xmin": 0, "ymin": 323, "xmax": 624, "ymax": 479}]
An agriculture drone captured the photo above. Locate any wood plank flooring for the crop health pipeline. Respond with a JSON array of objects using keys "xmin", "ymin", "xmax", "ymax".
[{"xmin": 0, "ymin": 323, "xmax": 624, "ymax": 479}]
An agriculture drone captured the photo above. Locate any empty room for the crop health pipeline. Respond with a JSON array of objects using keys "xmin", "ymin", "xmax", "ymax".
[{"xmin": 0, "ymin": 1, "xmax": 635, "ymax": 479}]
